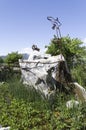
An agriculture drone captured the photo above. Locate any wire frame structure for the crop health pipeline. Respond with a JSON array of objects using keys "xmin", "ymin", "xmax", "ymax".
[{"xmin": 47, "ymin": 16, "xmax": 62, "ymax": 38}]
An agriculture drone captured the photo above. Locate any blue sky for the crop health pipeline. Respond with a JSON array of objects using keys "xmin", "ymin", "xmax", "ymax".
[{"xmin": 0, "ymin": 0, "xmax": 86, "ymax": 55}]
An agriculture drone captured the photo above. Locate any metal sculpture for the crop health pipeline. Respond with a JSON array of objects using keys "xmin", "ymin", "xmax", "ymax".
[{"xmin": 47, "ymin": 16, "xmax": 62, "ymax": 38}]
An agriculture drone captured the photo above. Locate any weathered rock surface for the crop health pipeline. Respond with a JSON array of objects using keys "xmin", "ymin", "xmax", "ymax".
[
  {"xmin": 66, "ymin": 100, "xmax": 79, "ymax": 109},
  {"xmin": 19, "ymin": 53, "xmax": 66, "ymax": 98},
  {"xmin": 0, "ymin": 126, "xmax": 10, "ymax": 130},
  {"xmin": 19, "ymin": 51, "xmax": 86, "ymax": 101},
  {"xmin": 70, "ymin": 82, "xmax": 86, "ymax": 102}
]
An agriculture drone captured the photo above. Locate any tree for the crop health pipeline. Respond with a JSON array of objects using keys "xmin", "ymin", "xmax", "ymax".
[
  {"xmin": 5, "ymin": 52, "xmax": 22, "ymax": 66},
  {"xmin": 0, "ymin": 57, "xmax": 4, "ymax": 63},
  {"xmin": 46, "ymin": 35, "xmax": 86, "ymax": 70},
  {"xmin": 46, "ymin": 35, "xmax": 86, "ymax": 86}
]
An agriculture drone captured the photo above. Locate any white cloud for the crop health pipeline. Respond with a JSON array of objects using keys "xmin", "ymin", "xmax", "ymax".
[
  {"xmin": 18, "ymin": 46, "xmax": 47, "ymax": 55},
  {"xmin": 18, "ymin": 47, "xmax": 33, "ymax": 54},
  {"xmin": 83, "ymin": 38, "xmax": 86, "ymax": 46},
  {"xmin": 83, "ymin": 38, "xmax": 86, "ymax": 45}
]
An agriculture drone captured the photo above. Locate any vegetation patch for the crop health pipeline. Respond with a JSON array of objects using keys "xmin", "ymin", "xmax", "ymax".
[{"xmin": 0, "ymin": 76, "xmax": 86, "ymax": 130}]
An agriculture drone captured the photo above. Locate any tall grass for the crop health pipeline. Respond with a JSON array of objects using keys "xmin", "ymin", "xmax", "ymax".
[{"xmin": 7, "ymin": 75, "xmax": 51, "ymax": 110}]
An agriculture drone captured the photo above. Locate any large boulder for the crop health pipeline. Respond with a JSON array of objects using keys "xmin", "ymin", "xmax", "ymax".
[
  {"xmin": 19, "ymin": 52, "xmax": 67, "ymax": 98},
  {"xmin": 19, "ymin": 50, "xmax": 86, "ymax": 101}
]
